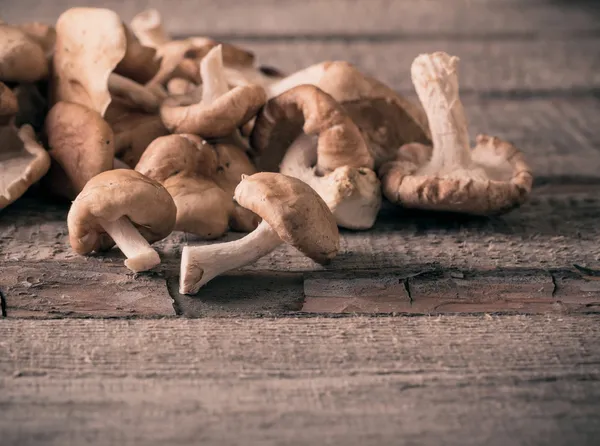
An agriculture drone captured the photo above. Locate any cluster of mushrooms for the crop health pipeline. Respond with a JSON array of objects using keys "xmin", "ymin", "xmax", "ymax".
[{"xmin": 0, "ymin": 8, "xmax": 533, "ymax": 295}]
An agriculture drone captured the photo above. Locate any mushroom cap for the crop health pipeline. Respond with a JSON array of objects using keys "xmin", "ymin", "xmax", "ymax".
[
  {"xmin": 67, "ymin": 169, "xmax": 177, "ymax": 254},
  {"xmin": 44, "ymin": 101, "xmax": 114, "ymax": 199},
  {"xmin": 160, "ymin": 83, "xmax": 266, "ymax": 137},
  {"xmin": 0, "ymin": 124, "xmax": 51, "ymax": 210},
  {"xmin": 0, "ymin": 24, "xmax": 48, "ymax": 83},
  {"xmin": 135, "ymin": 134, "xmax": 234, "ymax": 239},
  {"xmin": 0, "ymin": 81, "xmax": 18, "ymax": 125},
  {"xmin": 250, "ymin": 84, "xmax": 374, "ymax": 174},
  {"xmin": 184, "ymin": 38, "xmax": 255, "ymax": 68},
  {"xmin": 234, "ymin": 172, "xmax": 340, "ymax": 264},
  {"xmin": 115, "ymin": 25, "xmax": 161, "ymax": 84},
  {"xmin": 130, "ymin": 8, "xmax": 170, "ymax": 48},
  {"xmin": 13, "ymin": 83, "xmax": 48, "ymax": 131},
  {"xmin": 52, "ymin": 7, "xmax": 127, "ymax": 115},
  {"xmin": 378, "ymin": 135, "xmax": 533, "ymax": 216},
  {"xmin": 17, "ymin": 22, "xmax": 56, "ymax": 57}
]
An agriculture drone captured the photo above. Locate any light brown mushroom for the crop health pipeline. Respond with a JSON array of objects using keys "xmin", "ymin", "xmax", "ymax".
[
  {"xmin": 17, "ymin": 22, "xmax": 56, "ymax": 57},
  {"xmin": 180, "ymin": 172, "xmax": 339, "ymax": 294},
  {"xmin": 250, "ymin": 85, "xmax": 381, "ymax": 229},
  {"xmin": 0, "ymin": 24, "xmax": 48, "ymax": 82},
  {"xmin": 1, "ymin": 83, "xmax": 50, "ymax": 209},
  {"xmin": 378, "ymin": 52, "xmax": 533, "ymax": 215},
  {"xmin": 160, "ymin": 45, "xmax": 266, "ymax": 137},
  {"xmin": 135, "ymin": 134, "xmax": 259, "ymax": 239},
  {"xmin": 130, "ymin": 9, "xmax": 170, "ymax": 48},
  {"xmin": 67, "ymin": 169, "xmax": 177, "ymax": 272},
  {"xmin": 44, "ymin": 101, "xmax": 115, "ymax": 199},
  {"xmin": 267, "ymin": 61, "xmax": 431, "ymax": 169},
  {"xmin": 52, "ymin": 7, "xmax": 162, "ymax": 116}
]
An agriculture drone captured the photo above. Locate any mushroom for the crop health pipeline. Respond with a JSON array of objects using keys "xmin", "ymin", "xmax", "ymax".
[
  {"xmin": 130, "ymin": 9, "xmax": 170, "ymax": 48},
  {"xmin": 160, "ymin": 45, "xmax": 266, "ymax": 137},
  {"xmin": 250, "ymin": 84, "xmax": 381, "ymax": 230},
  {"xmin": 180, "ymin": 172, "xmax": 339, "ymax": 294},
  {"xmin": 135, "ymin": 134, "xmax": 234, "ymax": 239},
  {"xmin": 114, "ymin": 25, "xmax": 161, "ymax": 85},
  {"xmin": 267, "ymin": 61, "xmax": 431, "ymax": 169},
  {"xmin": 67, "ymin": 169, "xmax": 177, "ymax": 272},
  {"xmin": 13, "ymin": 83, "xmax": 48, "ymax": 131},
  {"xmin": 16, "ymin": 22, "xmax": 56, "ymax": 57},
  {"xmin": 44, "ymin": 101, "xmax": 115, "ymax": 199},
  {"xmin": 378, "ymin": 52, "xmax": 533, "ymax": 215},
  {"xmin": 0, "ymin": 24, "xmax": 48, "ymax": 82},
  {"xmin": 52, "ymin": 7, "xmax": 162, "ymax": 116},
  {"xmin": 1, "ymin": 82, "xmax": 51, "ymax": 210}
]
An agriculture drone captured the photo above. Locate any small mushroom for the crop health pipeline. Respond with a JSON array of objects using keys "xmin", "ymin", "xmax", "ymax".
[
  {"xmin": 67, "ymin": 169, "xmax": 177, "ymax": 272},
  {"xmin": 268, "ymin": 61, "xmax": 431, "ymax": 169},
  {"xmin": 250, "ymin": 84, "xmax": 381, "ymax": 229},
  {"xmin": 134, "ymin": 134, "xmax": 234, "ymax": 239},
  {"xmin": 0, "ymin": 24, "xmax": 48, "ymax": 82},
  {"xmin": 378, "ymin": 52, "xmax": 533, "ymax": 215},
  {"xmin": 44, "ymin": 101, "xmax": 115, "ymax": 199},
  {"xmin": 160, "ymin": 45, "xmax": 266, "ymax": 137},
  {"xmin": 180, "ymin": 172, "xmax": 339, "ymax": 294},
  {"xmin": 1, "ymin": 84, "xmax": 50, "ymax": 209}
]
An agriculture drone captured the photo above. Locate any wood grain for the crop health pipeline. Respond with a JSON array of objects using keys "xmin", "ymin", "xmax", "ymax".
[
  {"xmin": 3, "ymin": 0, "xmax": 599, "ymax": 36},
  {"xmin": 1, "ymin": 316, "xmax": 599, "ymax": 445}
]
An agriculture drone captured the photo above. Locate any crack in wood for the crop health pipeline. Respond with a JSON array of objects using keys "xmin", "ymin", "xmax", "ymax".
[{"xmin": 0, "ymin": 288, "xmax": 7, "ymax": 317}]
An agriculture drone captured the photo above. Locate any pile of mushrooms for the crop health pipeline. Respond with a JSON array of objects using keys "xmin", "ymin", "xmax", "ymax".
[{"xmin": 0, "ymin": 7, "xmax": 533, "ymax": 295}]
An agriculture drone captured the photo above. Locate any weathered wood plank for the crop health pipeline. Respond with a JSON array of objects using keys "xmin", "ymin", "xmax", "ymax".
[
  {"xmin": 1, "ymin": 185, "xmax": 600, "ymax": 317},
  {"xmin": 235, "ymin": 39, "xmax": 600, "ymax": 95},
  {"xmin": 1, "ymin": 316, "xmax": 599, "ymax": 445},
  {"xmin": 0, "ymin": 263, "xmax": 175, "ymax": 318},
  {"xmin": 302, "ymin": 268, "xmax": 600, "ymax": 314},
  {"xmin": 3, "ymin": 0, "xmax": 599, "ymax": 36}
]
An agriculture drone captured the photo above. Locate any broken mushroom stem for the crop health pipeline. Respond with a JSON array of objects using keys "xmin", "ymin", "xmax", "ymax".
[
  {"xmin": 411, "ymin": 52, "xmax": 481, "ymax": 179},
  {"xmin": 108, "ymin": 73, "xmax": 162, "ymax": 112},
  {"xmin": 180, "ymin": 219, "xmax": 281, "ymax": 294},
  {"xmin": 98, "ymin": 216, "xmax": 160, "ymax": 272}
]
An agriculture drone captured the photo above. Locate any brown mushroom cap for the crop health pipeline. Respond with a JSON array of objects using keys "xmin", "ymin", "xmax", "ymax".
[
  {"xmin": 0, "ymin": 24, "xmax": 48, "ymax": 83},
  {"xmin": 67, "ymin": 169, "xmax": 176, "ymax": 254},
  {"xmin": 44, "ymin": 101, "xmax": 115, "ymax": 199},
  {"xmin": 379, "ymin": 136, "xmax": 533, "ymax": 216},
  {"xmin": 160, "ymin": 83, "xmax": 266, "ymax": 137},
  {"xmin": 233, "ymin": 172, "xmax": 339, "ymax": 264},
  {"xmin": 250, "ymin": 84, "xmax": 374, "ymax": 174},
  {"xmin": 135, "ymin": 134, "xmax": 234, "ymax": 239},
  {"xmin": 52, "ymin": 7, "xmax": 127, "ymax": 115},
  {"xmin": 1, "ymin": 124, "xmax": 51, "ymax": 210},
  {"xmin": 115, "ymin": 25, "xmax": 161, "ymax": 84},
  {"xmin": 17, "ymin": 22, "xmax": 56, "ymax": 57}
]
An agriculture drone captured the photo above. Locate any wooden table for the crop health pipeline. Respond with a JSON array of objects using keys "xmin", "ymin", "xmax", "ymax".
[{"xmin": 1, "ymin": 1, "xmax": 600, "ymax": 445}]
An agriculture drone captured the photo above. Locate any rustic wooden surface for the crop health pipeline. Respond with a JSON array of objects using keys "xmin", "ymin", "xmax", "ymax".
[
  {"xmin": 1, "ymin": 1, "xmax": 600, "ymax": 444},
  {"xmin": 1, "ymin": 316, "xmax": 600, "ymax": 446}
]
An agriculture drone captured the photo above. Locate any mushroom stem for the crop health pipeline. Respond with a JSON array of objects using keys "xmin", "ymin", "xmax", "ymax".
[
  {"xmin": 200, "ymin": 45, "xmax": 230, "ymax": 104},
  {"xmin": 280, "ymin": 134, "xmax": 381, "ymax": 230},
  {"xmin": 180, "ymin": 219, "xmax": 282, "ymax": 294},
  {"xmin": 100, "ymin": 216, "xmax": 161, "ymax": 272},
  {"xmin": 108, "ymin": 73, "xmax": 161, "ymax": 113},
  {"xmin": 411, "ymin": 53, "xmax": 473, "ymax": 176}
]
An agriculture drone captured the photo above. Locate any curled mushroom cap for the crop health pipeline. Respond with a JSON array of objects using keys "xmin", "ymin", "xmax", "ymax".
[
  {"xmin": 268, "ymin": 61, "xmax": 431, "ymax": 168},
  {"xmin": 130, "ymin": 9, "xmax": 170, "ymax": 48},
  {"xmin": 135, "ymin": 133, "xmax": 234, "ymax": 239},
  {"xmin": 44, "ymin": 101, "xmax": 115, "ymax": 199},
  {"xmin": 0, "ymin": 24, "xmax": 48, "ymax": 82},
  {"xmin": 250, "ymin": 84, "xmax": 381, "ymax": 229},
  {"xmin": 378, "ymin": 52, "xmax": 533, "ymax": 216},
  {"xmin": 67, "ymin": 169, "xmax": 177, "ymax": 272},
  {"xmin": 1, "ymin": 124, "xmax": 51, "ymax": 210},
  {"xmin": 160, "ymin": 45, "xmax": 266, "ymax": 137},
  {"xmin": 180, "ymin": 172, "xmax": 339, "ymax": 294}
]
